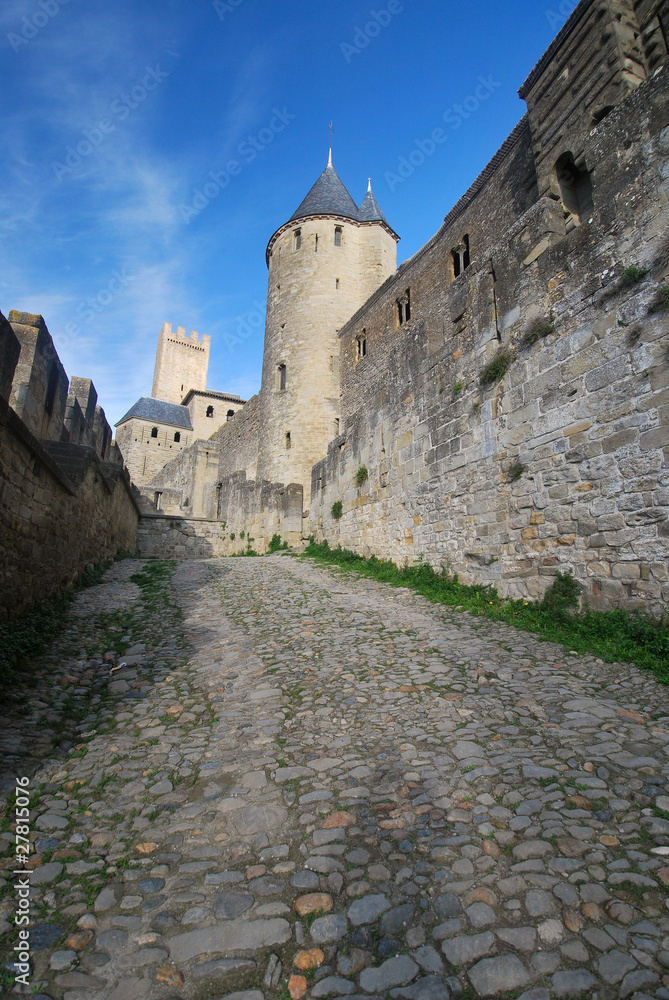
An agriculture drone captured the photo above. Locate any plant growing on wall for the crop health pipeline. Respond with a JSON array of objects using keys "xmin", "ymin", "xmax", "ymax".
[
  {"xmin": 331, "ymin": 500, "xmax": 343, "ymax": 520},
  {"xmin": 453, "ymin": 381, "xmax": 463, "ymax": 394},
  {"xmin": 648, "ymin": 284, "xmax": 669, "ymax": 314},
  {"xmin": 509, "ymin": 461, "xmax": 526, "ymax": 482},
  {"xmin": 480, "ymin": 351, "xmax": 515, "ymax": 387},
  {"xmin": 355, "ymin": 466, "xmax": 368, "ymax": 487},
  {"xmin": 618, "ymin": 264, "xmax": 648, "ymax": 289},
  {"xmin": 268, "ymin": 534, "xmax": 288, "ymax": 553},
  {"xmin": 522, "ymin": 319, "xmax": 554, "ymax": 348}
]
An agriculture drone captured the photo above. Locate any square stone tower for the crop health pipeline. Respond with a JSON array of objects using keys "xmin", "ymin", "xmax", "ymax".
[{"xmin": 151, "ymin": 323, "xmax": 210, "ymax": 404}]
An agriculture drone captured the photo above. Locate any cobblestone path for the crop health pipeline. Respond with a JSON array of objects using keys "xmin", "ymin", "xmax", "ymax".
[{"xmin": 2, "ymin": 554, "xmax": 669, "ymax": 1000}]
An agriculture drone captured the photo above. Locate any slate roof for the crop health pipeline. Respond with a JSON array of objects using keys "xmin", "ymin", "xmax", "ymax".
[
  {"xmin": 115, "ymin": 396, "xmax": 193, "ymax": 430},
  {"xmin": 358, "ymin": 180, "xmax": 388, "ymax": 224},
  {"xmin": 289, "ymin": 162, "xmax": 361, "ymax": 223}
]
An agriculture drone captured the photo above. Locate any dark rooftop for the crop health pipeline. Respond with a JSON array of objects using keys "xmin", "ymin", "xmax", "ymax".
[
  {"xmin": 115, "ymin": 396, "xmax": 193, "ymax": 430},
  {"xmin": 358, "ymin": 180, "xmax": 389, "ymax": 224},
  {"xmin": 289, "ymin": 159, "xmax": 361, "ymax": 223}
]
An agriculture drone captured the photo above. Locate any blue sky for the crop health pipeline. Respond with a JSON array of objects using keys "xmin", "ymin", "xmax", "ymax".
[{"xmin": 0, "ymin": 0, "xmax": 575, "ymax": 426}]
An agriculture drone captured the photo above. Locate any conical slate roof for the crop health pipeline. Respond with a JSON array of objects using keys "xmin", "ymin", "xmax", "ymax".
[
  {"xmin": 289, "ymin": 157, "xmax": 361, "ymax": 223},
  {"xmin": 358, "ymin": 179, "xmax": 388, "ymax": 224}
]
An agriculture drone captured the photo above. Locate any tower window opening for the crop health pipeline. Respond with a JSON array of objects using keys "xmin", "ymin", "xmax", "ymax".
[
  {"xmin": 285, "ymin": 431, "xmax": 291, "ymax": 449},
  {"xmin": 555, "ymin": 152, "xmax": 593, "ymax": 228},
  {"xmin": 206, "ymin": 405, "xmax": 214, "ymax": 417},
  {"xmin": 451, "ymin": 235, "xmax": 470, "ymax": 277},
  {"xmin": 278, "ymin": 363, "xmax": 287, "ymax": 390},
  {"xmin": 174, "ymin": 432, "xmax": 181, "ymax": 443},
  {"xmin": 154, "ymin": 491, "xmax": 163, "ymax": 510},
  {"xmin": 227, "ymin": 409, "xmax": 235, "ymax": 420},
  {"xmin": 336, "ymin": 278, "xmax": 340, "ymax": 290},
  {"xmin": 181, "ymin": 383, "xmax": 184, "ymax": 392},
  {"xmin": 397, "ymin": 289, "xmax": 411, "ymax": 325},
  {"xmin": 294, "ymin": 228, "xmax": 302, "ymax": 250},
  {"xmin": 334, "ymin": 226, "xmax": 342, "ymax": 247},
  {"xmin": 333, "ymin": 418, "xmax": 340, "ymax": 436},
  {"xmin": 150, "ymin": 426, "xmax": 158, "ymax": 438},
  {"xmin": 315, "ymin": 234, "xmax": 319, "ymax": 252},
  {"xmin": 356, "ymin": 331, "xmax": 367, "ymax": 360}
]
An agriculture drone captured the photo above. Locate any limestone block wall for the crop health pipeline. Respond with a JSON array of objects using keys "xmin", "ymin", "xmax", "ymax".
[
  {"xmin": 148, "ymin": 440, "xmax": 220, "ymax": 517},
  {"xmin": 216, "ymin": 392, "xmax": 261, "ymax": 481},
  {"xmin": 9, "ymin": 311, "xmax": 69, "ymax": 442},
  {"xmin": 115, "ymin": 418, "xmax": 193, "ymax": 487},
  {"xmin": 0, "ymin": 396, "xmax": 138, "ymax": 619},
  {"xmin": 186, "ymin": 392, "xmax": 244, "ymax": 441},
  {"xmin": 137, "ymin": 475, "xmax": 303, "ymax": 558},
  {"xmin": 310, "ymin": 63, "xmax": 669, "ymax": 611},
  {"xmin": 151, "ymin": 323, "xmax": 210, "ymax": 404}
]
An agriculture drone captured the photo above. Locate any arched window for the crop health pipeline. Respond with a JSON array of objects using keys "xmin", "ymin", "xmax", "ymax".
[
  {"xmin": 555, "ymin": 152, "xmax": 593, "ymax": 228},
  {"xmin": 397, "ymin": 289, "xmax": 411, "ymax": 325},
  {"xmin": 206, "ymin": 405, "xmax": 214, "ymax": 418},
  {"xmin": 174, "ymin": 432, "xmax": 181, "ymax": 442},
  {"xmin": 451, "ymin": 235, "xmax": 470, "ymax": 277},
  {"xmin": 150, "ymin": 427, "xmax": 158, "ymax": 438}
]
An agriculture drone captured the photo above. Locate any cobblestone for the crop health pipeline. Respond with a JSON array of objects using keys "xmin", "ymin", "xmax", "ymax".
[{"xmin": 1, "ymin": 554, "xmax": 669, "ymax": 998}]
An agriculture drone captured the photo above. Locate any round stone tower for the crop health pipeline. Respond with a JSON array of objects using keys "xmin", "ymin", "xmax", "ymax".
[{"xmin": 256, "ymin": 153, "xmax": 399, "ymax": 508}]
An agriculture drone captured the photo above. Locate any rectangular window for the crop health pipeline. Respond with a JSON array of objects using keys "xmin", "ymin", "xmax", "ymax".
[
  {"xmin": 294, "ymin": 229, "xmax": 302, "ymax": 250},
  {"xmin": 278, "ymin": 363, "xmax": 287, "ymax": 390},
  {"xmin": 452, "ymin": 235, "xmax": 471, "ymax": 277},
  {"xmin": 356, "ymin": 331, "xmax": 367, "ymax": 360},
  {"xmin": 334, "ymin": 226, "xmax": 342, "ymax": 247}
]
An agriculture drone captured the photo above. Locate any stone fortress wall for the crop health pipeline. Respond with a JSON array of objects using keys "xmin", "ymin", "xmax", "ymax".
[
  {"xmin": 311, "ymin": 0, "xmax": 669, "ymax": 610},
  {"xmin": 0, "ymin": 311, "xmax": 139, "ymax": 619}
]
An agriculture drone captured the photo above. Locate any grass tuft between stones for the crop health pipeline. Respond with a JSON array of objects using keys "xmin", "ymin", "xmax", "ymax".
[{"xmin": 303, "ymin": 540, "xmax": 669, "ymax": 681}]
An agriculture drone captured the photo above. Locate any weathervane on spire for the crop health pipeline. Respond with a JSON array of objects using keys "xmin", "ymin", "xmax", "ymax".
[{"xmin": 328, "ymin": 121, "xmax": 334, "ymax": 166}]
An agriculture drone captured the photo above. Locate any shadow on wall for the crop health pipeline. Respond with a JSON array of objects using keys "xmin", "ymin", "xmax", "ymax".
[{"xmin": 136, "ymin": 516, "xmax": 218, "ymax": 559}]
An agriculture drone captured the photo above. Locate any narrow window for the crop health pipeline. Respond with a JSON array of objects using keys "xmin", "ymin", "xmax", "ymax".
[
  {"xmin": 555, "ymin": 152, "xmax": 594, "ymax": 228},
  {"xmin": 285, "ymin": 431, "xmax": 291, "ymax": 449},
  {"xmin": 278, "ymin": 363, "xmax": 287, "ymax": 390},
  {"xmin": 294, "ymin": 228, "xmax": 301, "ymax": 250},
  {"xmin": 150, "ymin": 426, "xmax": 158, "ymax": 438},
  {"xmin": 181, "ymin": 383, "xmax": 184, "ymax": 392},
  {"xmin": 462, "ymin": 234, "xmax": 470, "ymax": 270},
  {"xmin": 336, "ymin": 278, "xmax": 340, "ymax": 290},
  {"xmin": 174, "ymin": 431, "xmax": 181, "ymax": 443},
  {"xmin": 333, "ymin": 418, "xmax": 340, "ymax": 436},
  {"xmin": 227, "ymin": 409, "xmax": 235, "ymax": 420},
  {"xmin": 334, "ymin": 226, "xmax": 342, "ymax": 247},
  {"xmin": 315, "ymin": 234, "xmax": 319, "ymax": 252},
  {"xmin": 45, "ymin": 363, "xmax": 59, "ymax": 416},
  {"xmin": 356, "ymin": 332, "xmax": 367, "ymax": 360},
  {"xmin": 154, "ymin": 491, "xmax": 162, "ymax": 510},
  {"xmin": 397, "ymin": 289, "xmax": 411, "ymax": 325},
  {"xmin": 452, "ymin": 248, "xmax": 461, "ymax": 278},
  {"xmin": 206, "ymin": 405, "xmax": 214, "ymax": 417}
]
